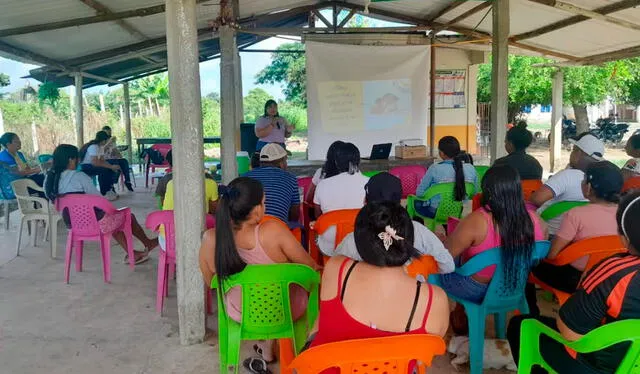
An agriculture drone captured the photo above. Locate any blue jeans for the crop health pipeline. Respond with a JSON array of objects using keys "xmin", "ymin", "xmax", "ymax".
[
  {"xmin": 256, "ymin": 141, "xmax": 286, "ymax": 152},
  {"xmin": 437, "ymin": 261, "xmax": 489, "ymax": 304},
  {"xmin": 414, "ymin": 200, "xmax": 437, "ymax": 219}
]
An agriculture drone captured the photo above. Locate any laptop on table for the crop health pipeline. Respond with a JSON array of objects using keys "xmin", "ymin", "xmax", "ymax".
[{"xmin": 362, "ymin": 143, "xmax": 392, "ymax": 160}]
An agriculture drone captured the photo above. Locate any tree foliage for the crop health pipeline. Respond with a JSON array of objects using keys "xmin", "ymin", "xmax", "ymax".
[
  {"xmin": 243, "ymin": 88, "xmax": 273, "ymax": 122},
  {"xmin": 256, "ymin": 43, "xmax": 307, "ymax": 106}
]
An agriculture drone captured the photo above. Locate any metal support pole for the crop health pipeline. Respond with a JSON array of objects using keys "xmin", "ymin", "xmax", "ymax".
[
  {"xmin": 74, "ymin": 73, "xmax": 84, "ymax": 148},
  {"xmin": 123, "ymin": 82, "xmax": 133, "ymax": 165},
  {"xmin": 430, "ymin": 37, "xmax": 436, "ymax": 157},
  {"xmin": 550, "ymin": 70, "xmax": 564, "ymax": 172},
  {"xmin": 220, "ymin": 15, "xmax": 239, "ymax": 182},
  {"xmin": 490, "ymin": 0, "xmax": 509, "ymax": 162},
  {"xmin": 165, "ymin": 0, "xmax": 205, "ymax": 345}
]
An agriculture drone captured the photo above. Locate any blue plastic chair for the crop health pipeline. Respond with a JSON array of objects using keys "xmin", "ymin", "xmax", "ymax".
[
  {"xmin": 430, "ymin": 241, "xmax": 551, "ymax": 374},
  {"xmin": 0, "ymin": 164, "xmax": 19, "ymax": 229}
]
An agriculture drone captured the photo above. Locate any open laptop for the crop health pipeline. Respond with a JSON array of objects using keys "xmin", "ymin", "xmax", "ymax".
[{"xmin": 362, "ymin": 143, "xmax": 392, "ymax": 160}]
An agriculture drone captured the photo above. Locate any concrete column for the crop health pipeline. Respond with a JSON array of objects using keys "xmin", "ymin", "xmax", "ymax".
[
  {"xmin": 165, "ymin": 0, "xmax": 205, "ymax": 346},
  {"xmin": 74, "ymin": 73, "xmax": 84, "ymax": 148},
  {"xmin": 550, "ymin": 70, "xmax": 564, "ymax": 173},
  {"xmin": 233, "ymin": 50, "xmax": 244, "ymax": 149},
  {"xmin": 489, "ymin": 0, "xmax": 509, "ymax": 162},
  {"xmin": 429, "ymin": 37, "xmax": 436, "ymax": 156},
  {"xmin": 123, "ymin": 82, "xmax": 133, "ymax": 165},
  {"xmin": 220, "ymin": 19, "xmax": 239, "ymax": 183}
]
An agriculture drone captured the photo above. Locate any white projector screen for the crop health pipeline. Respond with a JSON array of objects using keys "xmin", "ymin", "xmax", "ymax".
[{"xmin": 306, "ymin": 41, "xmax": 430, "ymax": 160}]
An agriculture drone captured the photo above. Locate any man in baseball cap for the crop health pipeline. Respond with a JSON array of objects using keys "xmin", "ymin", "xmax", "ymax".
[
  {"xmin": 531, "ymin": 132, "xmax": 606, "ymax": 235},
  {"xmin": 245, "ymin": 143, "xmax": 300, "ymax": 223}
]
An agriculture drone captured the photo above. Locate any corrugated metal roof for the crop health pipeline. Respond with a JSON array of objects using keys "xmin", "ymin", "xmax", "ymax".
[{"xmin": 1, "ymin": 0, "xmax": 639, "ymax": 88}]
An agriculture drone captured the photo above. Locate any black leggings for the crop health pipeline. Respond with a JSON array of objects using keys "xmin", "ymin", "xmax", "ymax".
[
  {"xmin": 526, "ymin": 262, "xmax": 583, "ymax": 315},
  {"xmin": 507, "ymin": 315, "xmax": 602, "ymax": 374},
  {"xmin": 107, "ymin": 159, "xmax": 131, "ymax": 184},
  {"xmin": 81, "ymin": 164, "xmax": 117, "ymax": 195}
]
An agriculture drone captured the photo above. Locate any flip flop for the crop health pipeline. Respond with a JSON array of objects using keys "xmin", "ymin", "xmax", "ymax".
[
  {"xmin": 242, "ymin": 357, "xmax": 272, "ymax": 374},
  {"xmin": 124, "ymin": 251, "xmax": 150, "ymax": 265},
  {"xmin": 252, "ymin": 344, "xmax": 276, "ymax": 364}
]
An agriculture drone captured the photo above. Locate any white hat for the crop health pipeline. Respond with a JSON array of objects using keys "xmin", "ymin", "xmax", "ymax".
[
  {"xmin": 569, "ymin": 133, "xmax": 604, "ymax": 161},
  {"xmin": 260, "ymin": 143, "xmax": 287, "ymax": 162}
]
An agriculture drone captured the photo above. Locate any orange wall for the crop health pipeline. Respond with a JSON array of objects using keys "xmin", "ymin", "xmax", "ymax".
[{"xmin": 426, "ymin": 125, "xmax": 477, "ymax": 154}]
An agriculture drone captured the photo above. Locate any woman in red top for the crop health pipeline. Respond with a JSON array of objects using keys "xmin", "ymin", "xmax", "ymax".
[{"xmin": 307, "ymin": 201, "xmax": 449, "ymax": 372}]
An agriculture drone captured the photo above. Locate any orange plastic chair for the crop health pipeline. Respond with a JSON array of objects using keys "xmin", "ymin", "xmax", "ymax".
[
  {"xmin": 521, "ymin": 179, "xmax": 543, "ymax": 200},
  {"xmin": 529, "ymin": 235, "xmax": 626, "ymax": 305},
  {"xmin": 622, "ymin": 176, "xmax": 640, "ymax": 194},
  {"xmin": 405, "ymin": 255, "xmax": 438, "ymax": 280},
  {"xmin": 289, "ymin": 334, "xmax": 446, "ymax": 374},
  {"xmin": 260, "ymin": 215, "xmax": 302, "ymax": 243},
  {"xmin": 309, "ymin": 209, "xmax": 360, "ymax": 264}
]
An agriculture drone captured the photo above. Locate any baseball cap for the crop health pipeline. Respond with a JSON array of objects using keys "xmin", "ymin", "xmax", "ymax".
[
  {"xmin": 585, "ymin": 161, "xmax": 623, "ymax": 199},
  {"xmin": 365, "ymin": 172, "xmax": 402, "ymax": 204},
  {"xmin": 569, "ymin": 133, "xmax": 604, "ymax": 161},
  {"xmin": 260, "ymin": 143, "xmax": 287, "ymax": 162}
]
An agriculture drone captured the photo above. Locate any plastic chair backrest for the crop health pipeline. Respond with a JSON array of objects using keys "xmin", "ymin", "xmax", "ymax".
[
  {"xmin": 289, "ymin": 334, "xmax": 446, "ymax": 374},
  {"xmin": 145, "ymin": 210, "xmax": 176, "ymax": 259},
  {"xmin": 405, "ymin": 255, "xmax": 439, "ymax": 280},
  {"xmin": 362, "ymin": 170, "xmax": 382, "ymax": 178},
  {"xmin": 389, "ymin": 165, "xmax": 428, "ymax": 198},
  {"xmin": 540, "ymin": 201, "xmax": 588, "ymax": 221},
  {"xmin": 430, "ymin": 182, "xmax": 475, "ymax": 223},
  {"xmin": 457, "ymin": 242, "xmax": 550, "ymax": 311},
  {"xmin": 550, "ymin": 235, "xmax": 626, "ymax": 271},
  {"xmin": 622, "ymin": 176, "xmax": 640, "ymax": 194},
  {"xmin": 11, "ymin": 179, "xmax": 48, "ymax": 215},
  {"xmin": 55, "ymin": 194, "xmax": 117, "ymax": 237},
  {"xmin": 475, "ymin": 165, "xmax": 490, "ymax": 185},
  {"xmin": 0, "ymin": 164, "xmax": 18, "ymax": 200},
  {"xmin": 521, "ymin": 179, "xmax": 543, "ymax": 200},
  {"xmin": 150, "ymin": 144, "xmax": 172, "ymax": 166},
  {"xmin": 314, "ymin": 209, "xmax": 360, "ymax": 248},
  {"xmin": 298, "ymin": 176, "xmax": 313, "ymax": 204},
  {"xmin": 38, "ymin": 154, "xmax": 53, "ymax": 164},
  {"xmin": 518, "ymin": 319, "xmax": 640, "ymax": 374}
]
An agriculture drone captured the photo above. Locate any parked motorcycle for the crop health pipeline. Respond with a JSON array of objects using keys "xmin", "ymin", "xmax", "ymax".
[
  {"xmin": 592, "ymin": 117, "xmax": 629, "ymax": 144},
  {"xmin": 547, "ymin": 116, "xmax": 576, "ymax": 143}
]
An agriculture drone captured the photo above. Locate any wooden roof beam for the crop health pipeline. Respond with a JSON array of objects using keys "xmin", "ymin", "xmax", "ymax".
[
  {"xmin": 542, "ymin": 0, "xmax": 640, "ymax": 32},
  {"xmin": 77, "ymin": 0, "xmax": 148, "ymax": 40},
  {"xmin": 513, "ymin": 0, "xmax": 640, "ymax": 41},
  {"xmin": 440, "ymin": 1, "xmax": 492, "ymax": 28},
  {"xmin": 426, "ymin": 1, "xmax": 467, "ymax": 23}
]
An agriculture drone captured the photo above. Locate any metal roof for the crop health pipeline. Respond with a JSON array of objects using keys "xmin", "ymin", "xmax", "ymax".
[{"xmin": 0, "ymin": 0, "xmax": 639, "ymax": 88}]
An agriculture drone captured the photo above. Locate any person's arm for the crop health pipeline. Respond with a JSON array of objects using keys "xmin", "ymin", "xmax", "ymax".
[
  {"xmin": 198, "ymin": 228, "xmax": 217, "ymax": 286},
  {"xmin": 557, "ymin": 278, "xmax": 609, "ymax": 342},
  {"xmin": 443, "ymin": 211, "xmax": 484, "ymax": 258},
  {"xmin": 333, "ymin": 233, "xmax": 363, "ymax": 261},
  {"xmin": 416, "ymin": 167, "xmax": 436, "ymax": 197},
  {"xmin": 414, "ymin": 224, "xmax": 455, "ymax": 273},
  {"xmin": 267, "ymin": 221, "xmax": 321, "ymax": 271},
  {"xmin": 529, "ymin": 185, "xmax": 555, "ymax": 208},
  {"xmin": 78, "ymin": 172, "xmax": 101, "ymax": 195},
  {"xmin": 548, "ymin": 210, "xmax": 578, "ymax": 259},
  {"xmin": 312, "ymin": 180, "xmax": 324, "ymax": 218},
  {"xmin": 255, "ymin": 118, "xmax": 274, "ymax": 138}
]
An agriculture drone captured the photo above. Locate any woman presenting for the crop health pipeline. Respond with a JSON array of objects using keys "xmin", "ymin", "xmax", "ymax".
[{"xmin": 254, "ymin": 100, "xmax": 293, "ymax": 151}]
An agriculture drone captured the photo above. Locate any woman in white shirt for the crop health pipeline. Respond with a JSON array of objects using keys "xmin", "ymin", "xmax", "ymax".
[
  {"xmin": 79, "ymin": 131, "xmax": 120, "ymax": 200},
  {"xmin": 45, "ymin": 144, "xmax": 157, "ymax": 264},
  {"xmin": 306, "ymin": 140, "xmax": 344, "ymax": 208}
]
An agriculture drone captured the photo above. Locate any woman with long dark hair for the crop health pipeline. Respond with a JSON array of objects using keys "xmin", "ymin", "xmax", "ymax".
[
  {"xmin": 79, "ymin": 131, "xmax": 120, "ymax": 200},
  {"xmin": 198, "ymin": 177, "xmax": 320, "ymax": 364},
  {"xmin": 254, "ymin": 99, "xmax": 294, "ymax": 152},
  {"xmin": 415, "ymin": 136, "xmax": 477, "ymax": 218},
  {"xmin": 439, "ymin": 165, "xmax": 547, "ymax": 304},
  {"xmin": 44, "ymin": 144, "xmax": 157, "ymax": 264}
]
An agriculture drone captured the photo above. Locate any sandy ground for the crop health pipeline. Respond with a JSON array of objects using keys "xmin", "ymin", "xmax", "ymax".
[{"xmin": 0, "ymin": 173, "xmax": 558, "ymax": 374}]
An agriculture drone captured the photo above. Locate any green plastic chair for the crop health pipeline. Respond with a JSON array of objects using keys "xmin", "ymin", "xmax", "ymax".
[
  {"xmin": 474, "ymin": 165, "xmax": 489, "ymax": 192},
  {"xmin": 518, "ymin": 319, "xmax": 640, "ymax": 374},
  {"xmin": 540, "ymin": 201, "xmax": 589, "ymax": 221},
  {"xmin": 211, "ymin": 264, "xmax": 321, "ymax": 374},
  {"xmin": 362, "ymin": 170, "xmax": 382, "ymax": 178},
  {"xmin": 406, "ymin": 182, "xmax": 475, "ymax": 231}
]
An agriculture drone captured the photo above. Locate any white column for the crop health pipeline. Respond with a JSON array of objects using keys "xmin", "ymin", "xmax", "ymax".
[
  {"xmin": 234, "ymin": 50, "xmax": 244, "ymax": 147},
  {"xmin": 220, "ymin": 17, "xmax": 239, "ymax": 183},
  {"xmin": 550, "ymin": 70, "xmax": 564, "ymax": 173},
  {"xmin": 490, "ymin": 0, "xmax": 509, "ymax": 162},
  {"xmin": 123, "ymin": 82, "xmax": 133, "ymax": 166},
  {"xmin": 165, "ymin": 0, "xmax": 206, "ymax": 346},
  {"xmin": 74, "ymin": 73, "xmax": 84, "ymax": 148}
]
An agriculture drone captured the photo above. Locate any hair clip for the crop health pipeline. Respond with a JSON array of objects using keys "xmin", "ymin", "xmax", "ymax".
[{"xmin": 377, "ymin": 225, "xmax": 404, "ymax": 250}]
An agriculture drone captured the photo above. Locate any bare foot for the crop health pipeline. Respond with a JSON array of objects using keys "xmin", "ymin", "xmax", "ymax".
[{"xmin": 145, "ymin": 238, "xmax": 159, "ymax": 252}]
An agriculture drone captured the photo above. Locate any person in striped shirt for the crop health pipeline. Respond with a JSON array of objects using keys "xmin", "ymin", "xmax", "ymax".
[
  {"xmin": 245, "ymin": 143, "xmax": 300, "ymax": 225},
  {"xmin": 508, "ymin": 190, "xmax": 640, "ymax": 373}
]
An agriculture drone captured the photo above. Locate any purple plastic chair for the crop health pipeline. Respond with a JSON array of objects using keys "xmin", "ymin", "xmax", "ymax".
[
  {"xmin": 389, "ymin": 165, "xmax": 428, "ymax": 199},
  {"xmin": 56, "ymin": 194, "xmax": 135, "ymax": 284}
]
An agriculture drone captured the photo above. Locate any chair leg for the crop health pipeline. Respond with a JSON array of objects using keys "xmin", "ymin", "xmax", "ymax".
[
  {"xmin": 468, "ymin": 308, "xmax": 486, "ymax": 374},
  {"xmin": 494, "ymin": 312, "xmax": 507, "ymax": 339},
  {"xmin": 278, "ymin": 339, "xmax": 295, "ymax": 374},
  {"xmin": 75, "ymin": 241, "xmax": 84, "ymax": 272},
  {"xmin": 100, "ymin": 235, "xmax": 112, "ymax": 283},
  {"xmin": 50, "ymin": 218, "xmax": 59, "ymax": 259},
  {"xmin": 124, "ymin": 227, "xmax": 135, "ymax": 270},
  {"xmin": 64, "ymin": 235, "xmax": 74, "ymax": 283},
  {"xmin": 3, "ymin": 200, "xmax": 9, "ymax": 230},
  {"xmin": 30, "ymin": 220, "xmax": 38, "ymax": 247},
  {"xmin": 156, "ymin": 253, "xmax": 167, "ymax": 314},
  {"xmin": 16, "ymin": 216, "xmax": 25, "ymax": 256}
]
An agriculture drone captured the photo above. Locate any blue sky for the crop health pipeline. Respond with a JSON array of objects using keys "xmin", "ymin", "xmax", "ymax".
[{"xmin": 0, "ymin": 37, "xmax": 289, "ymax": 100}]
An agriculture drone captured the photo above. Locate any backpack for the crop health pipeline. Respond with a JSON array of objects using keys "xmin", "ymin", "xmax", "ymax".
[{"xmin": 140, "ymin": 148, "xmax": 164, "ymax": 165}]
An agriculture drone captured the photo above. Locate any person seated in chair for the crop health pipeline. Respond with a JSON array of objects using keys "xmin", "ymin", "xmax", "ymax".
[
  {"xmin": 198, "ymin": 177, "xmax": 320, "ymax": 367},
  {"xmin": 493, "ymin": 124, "xmax": 543, "ymax": 180},
  {"xmin": 79, "ymin": 131, "xmax": 120, "ymax": 201},
  {"xmin": 622, "ymin": 134, "xmax": 640, "ymax": 180},
  {"xmin": 415, "ymin": 136, "xmax": 477, "ymax": 219},
  {"xmin": 102, "ymin": 126, "xmax": 134, "ymax": 192},
  {"xmin": 509, "ymin": 190, "xmax": 640, "ymax": 374},
  {"xmin": 530, "ymin": 133, "xmax": 604, "ymax": 235},
  {"xmin": 334, "ymin": 172, "xmax": 454, "ymax": 274},
  {"xmin": 305, "ymin": 201, "xmax": 450, "ymax": 374},
  {"xmin": 44, "ymin": 144, "xmax": 158, "ymax": 264},
  {"xmin": 0, "ymin": 132, "xmax": 45, "ymax": 187},
  {"xmin": 526, "ymin": 161, "xmax": 623, "ymax": 315}
]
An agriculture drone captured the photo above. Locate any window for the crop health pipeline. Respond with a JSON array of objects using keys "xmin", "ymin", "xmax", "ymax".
[
  {"xmin": 522, "ymin": 105, "xmax": 532, "ymax": 113},
  {"xmin": 540, "ymin": 105, "xmax": 552, "ymax": 113}
]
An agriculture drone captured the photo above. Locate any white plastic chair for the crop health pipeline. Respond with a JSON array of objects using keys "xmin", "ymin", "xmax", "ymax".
[{"xmin": 10, "ymin": 179, "xmax": 62, "ymax": 258}]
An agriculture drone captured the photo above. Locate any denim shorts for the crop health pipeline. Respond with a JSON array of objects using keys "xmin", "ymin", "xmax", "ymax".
[
  {"xmin": 438, "ymin": 270, "xmax": 488, "ymax": 304},
  {"xmin": 414, "ymin": 200, "xmax": 437, "ymax": 219}
]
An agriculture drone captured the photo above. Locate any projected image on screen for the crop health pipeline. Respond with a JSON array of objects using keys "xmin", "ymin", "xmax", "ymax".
[{"xmin": 317, "ymin": 79, "xmax": 412, "ymax": 133}]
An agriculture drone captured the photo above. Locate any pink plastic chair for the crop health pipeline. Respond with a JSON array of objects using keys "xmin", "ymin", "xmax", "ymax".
[
  {"xmin": 56, "ymin": 194, "xmax": 135, "ymax": 284},
  {"xmin": 145, "ymin": 144, "xmax": 172, "ymax": 188},
  {"xmin": 297, "ymin": 176, "xmax": 313, "ymax": 228},
  {"xmin": 389, "ymin": 165, "xmax": 428, "ymax": 198},
  {"xmin": 146, "ymin": 211, "xmax": 216, "ymax": 315}
]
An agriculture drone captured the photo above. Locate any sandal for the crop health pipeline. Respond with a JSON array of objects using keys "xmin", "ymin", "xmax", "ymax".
[
  {"xmin": 124, "ymin": 251, "xmax": 150, "ymax": 265},
  {"xmin": 242, "ymin": 357, "xmax": 272, "ymax": 374},
  {"xmin": 253, "ymin": 344, "xmax": 275, "ymax": 364}
]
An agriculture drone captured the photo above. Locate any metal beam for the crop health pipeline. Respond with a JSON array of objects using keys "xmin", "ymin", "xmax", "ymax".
[
  {"xmin": 239, "ymin": 48, "xmax": 305, "ymax": 53},
  {"xmin": 78, "ymin": 0, "xmax": 148, "ymax": 40},
  {"xmin": 81, "ymin": 71, "xmax": 120, "ymax": 84},
  {"xmin": 513, "ymin": 0, "xmax": 640, "ymax": 41},
  {"xmin": 0, "ymin": 40, "xmax": 68, "ymax": 70},
  {"xmin": 338, "ymin": 8, "xmax": 357, "ymax": 28},
  {"xmin": 441, "ymin": 1, "xmax": 492, "ymax": 28},
  {"xmin": 427, "ymin": 1, "xmax": 467, "ymax": 22},
  {"xmin": 576, "ymin": 44, "xmax": 640, "ymax": 65},
  {"xmin": 313, "ymin": 9, "xmax": 333, "ymax": 28},
  {"xmin": 537, "ymin": 0, "xmax": 640, "ymax": 32}
]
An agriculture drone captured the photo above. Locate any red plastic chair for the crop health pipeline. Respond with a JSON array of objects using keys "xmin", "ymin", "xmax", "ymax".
[
  {"xmin": 389, "ymin": 165, "xmax": 428, "ymax": 199},
  {"xmin": 622, "ymin": 176, "xmax": 640, "ymax": 194},
  {"xmin": 472, "ymin": 179, "xmax": 543, "ymax": 211},
  {"xmin": 56, "ymin": 194, "xmax": 135, "ymax": 284},
  {"xmin": 529, "ymin": 235, "xmax": 627, "ymax": 305},
  {"xmin": 309, "ymin": 209, "xmax": 360, "ymax": 264},
  {"xmin": 289, "ymin": 334, "xmax": 446, "ymax": 374},
  {"xmin": 145, "ymin": 144, "xmax": 172, "ymax": 188}
]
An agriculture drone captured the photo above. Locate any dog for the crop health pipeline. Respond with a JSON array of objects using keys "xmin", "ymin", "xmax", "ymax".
[{"xmin": 447, "ymin": 336, "xmax": 517, "ymax": 371}]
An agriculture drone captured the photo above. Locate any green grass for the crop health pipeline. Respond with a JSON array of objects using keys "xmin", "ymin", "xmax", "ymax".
[{"xmin": 527, "ymin": 122, "xmax": 550, "ymax": 131}]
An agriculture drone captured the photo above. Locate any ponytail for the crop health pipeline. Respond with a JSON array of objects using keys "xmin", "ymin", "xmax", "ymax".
[
  {"xmin": 439, "ymin": 136, "xmax": 467, "ymax": 201},
  {"xmin": 45, "ymin": 144, "xmax": 79, "ymax": 201}
]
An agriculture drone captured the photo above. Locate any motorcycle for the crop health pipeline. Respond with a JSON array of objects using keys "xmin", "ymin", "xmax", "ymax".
[
  {"xmin": 547, "ymin": 116, "xmax": 576, "ymax": 143},
  {"xmin": 592, "ymin": 117, "xmax": 629, "ymax": 144}
]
